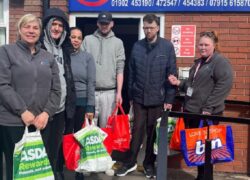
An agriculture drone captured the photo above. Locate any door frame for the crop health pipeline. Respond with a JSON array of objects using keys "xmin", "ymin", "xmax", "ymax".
[{"xmin": 69, "ymin": 12, "xmax": 165, "ymax": 40}]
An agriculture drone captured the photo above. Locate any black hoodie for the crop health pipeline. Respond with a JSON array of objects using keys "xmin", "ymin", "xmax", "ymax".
[{"xmin": 41, "ymin": 8, "xmax": 76, "ymax": 119}]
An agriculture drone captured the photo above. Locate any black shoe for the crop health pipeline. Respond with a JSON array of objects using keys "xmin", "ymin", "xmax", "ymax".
[
  {"xmin": 144, "ymin": 166, "xmax": 156, "ymax": 179},
  {"xmin": 75, "ymin": 172, "xmax": 85, "ymax": 180},
  {"xmin": 116, "ymin": 164, "xmax": 137, "ymax": 177},
  {"xmin": 54, "ymin": 171, "xmax": 64, "ymax": 180}
]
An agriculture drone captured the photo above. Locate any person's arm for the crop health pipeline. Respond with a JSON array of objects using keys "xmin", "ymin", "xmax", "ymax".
[
  {"xmin": 165, "ymin": 43, "xmax": 177, "ymax": 105},
  {"xmin": 116, "ymin": 40, "xmax": 125, "ymax": 104},
  {"xmin": 202, "ymin": 58, "xmax": 233, "ymax": 114},
  {"xmin": 43, "ymin": 56, "xmax": 61, "ymax": 117},
  {"xmin": 86, "ymin": 53, "xmax": 96, "ymax": 120}
]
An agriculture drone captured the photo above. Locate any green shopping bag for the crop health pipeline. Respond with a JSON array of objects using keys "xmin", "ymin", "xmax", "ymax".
[
  {"xmin": 74, "ymin": 119, "xmax": 114, "ymax": 172},
  {"xmin": 13, "ymin": 127, "xmax": 54, "ymax": 180},
  {"xmin": 154, "ymin": 116, "xmax": 177, "ymax": 155}
]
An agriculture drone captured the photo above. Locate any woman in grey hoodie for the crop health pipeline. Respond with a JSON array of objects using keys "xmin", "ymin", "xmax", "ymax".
[{"xmin": 0, "ymin": 14, "xmax": 60, "ymax": 180}]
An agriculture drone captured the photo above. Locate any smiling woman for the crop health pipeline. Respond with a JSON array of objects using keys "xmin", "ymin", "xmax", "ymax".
[{"xmin": 0, "ymin": 13, "xmax": 60, "ymax": 180}]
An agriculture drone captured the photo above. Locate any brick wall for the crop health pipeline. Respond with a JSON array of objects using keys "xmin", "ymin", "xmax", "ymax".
[
  {"xmin": 165, "ymin": 13, "xmax": 250, "ymax": 174},
  {"xmin": 165, "ymin": 13, "xmax": 250, "ymax": 102}
]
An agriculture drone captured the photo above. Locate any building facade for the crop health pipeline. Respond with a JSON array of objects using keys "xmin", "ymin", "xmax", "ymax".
[{"xmin": 3, "ymin": 0, "xmax": 250, "ymax": 174}]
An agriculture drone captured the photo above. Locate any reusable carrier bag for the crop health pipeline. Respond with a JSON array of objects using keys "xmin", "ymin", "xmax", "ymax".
[
  {"xmin": 154, "ymin": 116, "xmax": 177, "ymax": 155},
  {"xmin": 74, "ymin": 119, "xmax": 114, "ymax": 172},
  {"xmin": 105, "ymin": 103, "xmax": 131, "ymax": 152},
  {"xmin": 169, "ymin": 117, "xmax": 185, "ymax": 151},
  {"xmin": 13, "ymin": 127, "xmax": 54, "ymax": 180},
  {"xmin": 62, "ymin": 133, "xmax": 81, "ymax": 171},
  {"xmin": 180, "ymin": 121, "xmax": 234, "ymax": 166}
]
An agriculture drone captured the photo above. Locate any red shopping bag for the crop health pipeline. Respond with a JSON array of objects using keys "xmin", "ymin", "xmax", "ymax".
[
  {"xmin": 169, "ymin": 117, "xmax": 185, "ymax": 151},
  {"xmin": 106, "ymin": 103, "xmax": 131, "ymax": 152},
  {"xmin": 62, "ymin": 134, "xmax": 81, "ymax": 171},
  {"xmin": 180, "ymin": 124, "xmax": 234, "ymax": 166},
  {"xmin": 101, "ymin": 127, "xmax": 114, "ymax": 154}
]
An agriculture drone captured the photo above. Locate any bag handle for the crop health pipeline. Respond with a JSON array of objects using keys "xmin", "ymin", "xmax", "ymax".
[
  {"xmin": 199, "ymin": 119, "xmax": 213, "ymax": 128},
  {"xmin": 111, "ymin": 103, "xmax": 125, "ymax": 116},
  {"xmin": 24, "ymin": 126, "xmax": 41, "ymax": 136}
]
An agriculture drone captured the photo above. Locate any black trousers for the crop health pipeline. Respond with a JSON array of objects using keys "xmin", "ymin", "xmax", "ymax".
[
  {"xmin": 126, "ymin": 102, "xmax": 162, "ymax": 168},
  {"xmin": 0, "ymin": 125, "xmax": 24, "ymax": 180},
  {"xmin": 42, "ymin": 111, "xmax": 65, "ymax": 173}
]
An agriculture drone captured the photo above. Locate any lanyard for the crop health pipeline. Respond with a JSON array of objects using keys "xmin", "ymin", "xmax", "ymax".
[{"xmin": 192, "ymin": 55, "xmax": 212, "ymax": 83}]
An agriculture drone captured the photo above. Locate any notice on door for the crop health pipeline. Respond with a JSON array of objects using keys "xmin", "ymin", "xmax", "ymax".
[{"xmin": 171, "ymin": 25, "xmax": 196, "ymax": 57}]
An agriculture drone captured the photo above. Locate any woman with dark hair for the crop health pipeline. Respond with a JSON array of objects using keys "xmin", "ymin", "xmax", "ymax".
[{"xmin": 168, "ymin": 31, "xmax": 233, "ymax": 180}]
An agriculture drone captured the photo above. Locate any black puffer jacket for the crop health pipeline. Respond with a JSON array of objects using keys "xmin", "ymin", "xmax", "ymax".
[
  {"xmin": 40, "ymin": 8, "xmax": 76, "ymax": 119},
  {"xmin": 128, "ymin": 37, "xmax": 177, "ymax": 106}
]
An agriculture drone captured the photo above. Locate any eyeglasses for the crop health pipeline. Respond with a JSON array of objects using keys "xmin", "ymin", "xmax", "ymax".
[
  {"xmin": 143, "ymin": 26, "xmax": 158, "ymax": 30},
  {"xmin": 200, "ymin": 31, "xmax": 218, "ymax": 43}
]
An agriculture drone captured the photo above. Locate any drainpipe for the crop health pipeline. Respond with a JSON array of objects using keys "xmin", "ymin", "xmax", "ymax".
[{"xmin": 43, "ymin": 0, "xmax": 50, "ymax": 17}]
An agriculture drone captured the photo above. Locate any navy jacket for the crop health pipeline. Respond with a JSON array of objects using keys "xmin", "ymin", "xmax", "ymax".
[{"xmin": 128, "ymin": 37, "xmax": 177, "ymax": 106}]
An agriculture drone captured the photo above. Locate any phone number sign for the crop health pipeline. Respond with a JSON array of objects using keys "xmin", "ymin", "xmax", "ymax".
[{"xmin": 69, "ymin": 0, "xmax": 250, "ymax": 12}]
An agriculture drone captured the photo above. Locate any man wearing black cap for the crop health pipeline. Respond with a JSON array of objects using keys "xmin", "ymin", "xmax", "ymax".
[{"xmin": 83, "ymin": 12, "xmax": 125, "ymax": 129}]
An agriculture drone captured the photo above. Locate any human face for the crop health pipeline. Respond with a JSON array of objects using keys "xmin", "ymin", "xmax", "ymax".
[
  {"xmin": 198, "ymin": 36, "xmax": 215, "ymax": 58},
  {"xmin": 143, "ymin": 21, "xmax": 159, "ymax": 43},
  {"xmin": 70, "ymin": 29, "xmax": 83, "ymax": 50},
  {"xmin": 97, "ymin": 21, "xmax": 114, "ymax": 36},
  {"xmin": 19, "ymin": 20, "xmax": 40, "ymax": 47},
  {"xmin": 50, "ymin": 20, "xmax": 64, "ymax": 40}
]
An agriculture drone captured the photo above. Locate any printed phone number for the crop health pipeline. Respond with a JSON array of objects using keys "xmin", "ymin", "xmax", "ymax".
[{"xmin": 111, "ymin": 0, "xmax": 250, "ymax": 7}]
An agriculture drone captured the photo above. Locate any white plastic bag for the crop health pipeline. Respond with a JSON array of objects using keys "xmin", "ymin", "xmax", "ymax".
[
  {"xmin": 74, "ymin": 119, "xmax": 114, "ymax": 172},
  {"xmin": 13, "ymin": 127, "xmax": 54, "ymax": 180}
]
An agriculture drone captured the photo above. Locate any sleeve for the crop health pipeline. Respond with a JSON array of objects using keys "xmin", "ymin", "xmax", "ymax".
[
  {"xmin": 86, "ymin": 53, "xmax": 96, "ymax": 113},
  {"xmin": 43, "ymin": 57, "xmax": 61, "ymax": 117},
  {"xmin": 202, "ymin": 58, "xmax": 233, "ymax": 113},
  {"xmin": 165, "ymin": 43, "xmax": 177, "ymax": 104},
  {"xmin": 0, "ymin": 46, "xmax": 27, "ymax": 116},
  {"xmin": 116, "ymin": 40, "xmax": 125, "ymax": 74},
  {"xmin": 128, "ymin": 46, "xmax": 135, "ymax": 101}
]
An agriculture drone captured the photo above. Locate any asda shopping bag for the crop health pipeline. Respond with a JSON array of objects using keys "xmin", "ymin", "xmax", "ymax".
[
  {"xmin": 154, "ymin": 116, "xmax": 177, "ymax": 155},
  {"xmin": 74, "ymin": 119, "xmax": 114, "ymax": 172},
  {"xmin": 13, "ymin": 127, "xmax": 54, "ymax": 180},
  {"xmin": 181, "ymin": 124, "xmax": 234, "ymax": 166}
]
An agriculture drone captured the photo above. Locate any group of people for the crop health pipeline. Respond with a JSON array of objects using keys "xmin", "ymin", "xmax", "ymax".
[{"xmin": 0, "ymin": 7, "xmax": 233, "ymax": 180}]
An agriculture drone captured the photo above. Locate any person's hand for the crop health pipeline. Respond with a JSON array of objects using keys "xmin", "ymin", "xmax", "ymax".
[
  {"xmin": 168, "ymin": 75, "xmax": 180, "ymax": 86},
  {"xmin": 33, "ymin": 112, "xmax": 49, "ymax": 130},
  {"xmin": 116, "ymin": 92, "xmax": 123, "ymax": 105},
  {"xmin": 164, "ymin": 103, "xmax": 172, "ymax": 111},
  {"xmin": 86, "ymin": 113, "xmax": 94, "ymax": 121},
  {"xmin": 21, "ymin": 110, "xmax": 35, "ymax": 126},
  {"xmin": 202, "ymin": 111, "xmax": 211, "ymax": 115}
]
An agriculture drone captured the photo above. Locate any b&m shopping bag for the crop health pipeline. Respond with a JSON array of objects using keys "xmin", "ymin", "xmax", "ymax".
[
  {"xmin": 74, "ymin": 119, "xmax": 114, "ymax": 172},
  {"xmin": 154, "ymin": 116, "xmax": 177, "ymax": 155},
  {"xmin": 180, "ymin": 124, "xmax": 234, "ymax": 166},
  {"xmin": 106, "ymin": 103, "xmax": 130, "ymax": 152},
  {"xmin": 13, "ymin": 127, "xmax": 54, "ymax": 180}
]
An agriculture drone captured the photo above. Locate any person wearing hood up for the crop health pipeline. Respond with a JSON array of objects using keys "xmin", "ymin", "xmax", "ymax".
[{"xmin": 40, "ymin": 8, "xmax": 76, "ymax": 180}]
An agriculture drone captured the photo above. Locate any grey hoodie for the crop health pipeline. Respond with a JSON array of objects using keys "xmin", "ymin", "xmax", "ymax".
[
  {"xmin": 82, "ymin": 30, "xmax": 125, "ymax": 89},
  {"xmin": 0, "ymin": 40, "xmax": 61, "ymax": 126}
]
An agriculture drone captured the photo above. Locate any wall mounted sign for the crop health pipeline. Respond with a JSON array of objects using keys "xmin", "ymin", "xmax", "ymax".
[
  {"xmin": 69, "ymin": 0, "xmax": 250, "ymax": 12},
  {"xmin": 171, "ymin": 25, "xmax": 196, "ymax": 57}
]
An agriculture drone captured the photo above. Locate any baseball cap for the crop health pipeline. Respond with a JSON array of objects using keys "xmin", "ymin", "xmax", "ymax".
[{"xmin": 97, "ymin": 12, "xmax": 112, "ymax": 23}]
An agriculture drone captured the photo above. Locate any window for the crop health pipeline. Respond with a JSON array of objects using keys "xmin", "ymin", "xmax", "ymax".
[{"xmin": 0, "ymin": 0, "xmax": 8, "ymax": 45}]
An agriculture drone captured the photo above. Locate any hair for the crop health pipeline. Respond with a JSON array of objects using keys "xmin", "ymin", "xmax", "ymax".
[
  {"xmin": 200, "ymin": 30, "xmax": 220, "ymax": 51},
  {"xmin": 143, "ymin": 14, "xmax": 160, "ymax": 26},
  {"xmin": 17, "ymin": 14, "xmax": 42, "ymax": 39},
  {"xmin": 70, "ymin": 27, "xmax": 83, "ymax": 35}
]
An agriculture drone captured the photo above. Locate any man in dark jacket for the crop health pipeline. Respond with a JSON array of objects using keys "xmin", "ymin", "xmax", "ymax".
[
  {"xmin": 40, "ymin": 8, "xmax": 76, "ymax": 180},
  {"xmin": 116, "ymin": 14, "xmax": 177, "ymax": 178}
]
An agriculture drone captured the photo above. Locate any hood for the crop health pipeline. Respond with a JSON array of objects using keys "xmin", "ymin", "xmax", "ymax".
[{"xmin": 42, "ymin": 8, "xmax": 69, "ymax": 33}]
